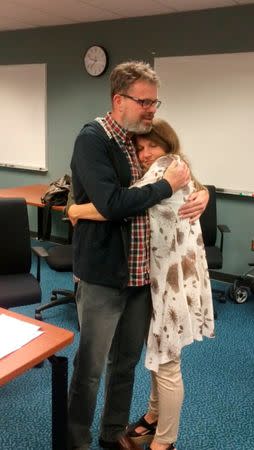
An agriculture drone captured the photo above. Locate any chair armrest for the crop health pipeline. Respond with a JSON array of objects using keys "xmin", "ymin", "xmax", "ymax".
[
  {"xmin": 217, "ymin": 224, "xmax": 231, "ymax": 253},
  {"xmin": 217, "ymin": 224, "xmax": 230, "ymax": 233},
  {"xmin": 62, "ymin": 216, "xmax": 73, "ymax": 244},
  {"xmin": 32, "ymin": 246, "xmax": 49, "ymax": 282},
  {"xmin": 32, "ymin": 246, "xmax": 49, "ymax": 258}
]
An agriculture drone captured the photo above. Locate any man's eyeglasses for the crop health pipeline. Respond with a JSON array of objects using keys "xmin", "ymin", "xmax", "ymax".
[{"xmin": 120, "ymin": 94, "xmax": 161, "ymax": 109}]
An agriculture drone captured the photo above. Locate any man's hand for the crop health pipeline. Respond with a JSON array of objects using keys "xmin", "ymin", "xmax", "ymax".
[
  {"xmin": 68, "ymin": 202, "xmax": 106, "ymax": 225},
  {"xmin": 68, "ymin": 204, "xmax": 79, "ymax": 226},
  {"xmin": 179, "ymin": 189, "xmax": 209, "ymax": 223},
  {"xmin": 163, "ymin": 160, "xmax": 190, "ymax": 193}
]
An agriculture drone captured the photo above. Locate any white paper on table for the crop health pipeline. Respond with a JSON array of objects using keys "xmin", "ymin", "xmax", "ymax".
[{"xmin": 0, "ymin": 314, "xmax": 43, "ymax": 359}]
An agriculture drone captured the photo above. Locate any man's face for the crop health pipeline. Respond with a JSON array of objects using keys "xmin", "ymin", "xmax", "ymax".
[{"xmin": 119, "ymin": 81, "xmax": 158, "ymax": 134}]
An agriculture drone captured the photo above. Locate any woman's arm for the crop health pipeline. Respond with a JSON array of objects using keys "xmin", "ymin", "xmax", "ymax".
[
  {"xmin": 68, "ymin": 203, "xmax": 106, "ymax": 226},
  {"xmin": 177, "ymin": 154, "xmax": 209, "ymax": 223}
]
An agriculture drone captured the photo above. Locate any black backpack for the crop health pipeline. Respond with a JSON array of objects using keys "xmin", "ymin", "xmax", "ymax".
[
  {"xmin": 41, "ymin": 174, "xmax": 71, "ymax": 206},
  {"xmin": 41, "ymin": 174, "xmax": 71, "ymax": 239}
]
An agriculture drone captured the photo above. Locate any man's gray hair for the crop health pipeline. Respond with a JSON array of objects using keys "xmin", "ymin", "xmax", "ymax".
[{"xmin": 110, "ymin": 61, "xmax": 160, "ymax": 99}]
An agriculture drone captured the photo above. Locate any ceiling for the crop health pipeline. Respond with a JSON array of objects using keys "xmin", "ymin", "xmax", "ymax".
[{"xmin": 0, "ymin": 0, "xmax": 253, "ymax": 32}]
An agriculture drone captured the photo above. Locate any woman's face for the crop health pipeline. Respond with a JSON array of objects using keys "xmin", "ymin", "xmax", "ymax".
[{"xmin": 136, "ymin": 137, "xmax": 166, "ymax": 171}]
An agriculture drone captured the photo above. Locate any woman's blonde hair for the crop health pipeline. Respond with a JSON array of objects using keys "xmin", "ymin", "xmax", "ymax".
[
  {"xmin": 134, "ymin": 118, "xmax": 183, "ymax": 157},
  {"xmin": 134, "ymin": 118, "xmax": 204, "ymax": 191}
]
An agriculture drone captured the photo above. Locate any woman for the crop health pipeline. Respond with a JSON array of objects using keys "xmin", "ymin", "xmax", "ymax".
[{"xmin": 68, "ymin": 119, "xmax": 215, "ymax": 450}]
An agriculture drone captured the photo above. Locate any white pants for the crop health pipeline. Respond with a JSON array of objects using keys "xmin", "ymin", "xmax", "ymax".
[{"xmin": 148, "ymin": 359, "xmax": 184, "ymax": 444}]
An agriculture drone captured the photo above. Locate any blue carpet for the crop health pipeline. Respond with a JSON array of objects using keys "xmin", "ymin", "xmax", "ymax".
[{"xmin": 1, "ymin": 243, "xmax": 254, "ymax": 450}]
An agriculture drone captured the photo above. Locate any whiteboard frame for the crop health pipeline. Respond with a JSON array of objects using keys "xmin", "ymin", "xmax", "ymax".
[
  {"xmin": 0, "ymin": 63, "xmax": 47, "ymax": 172},
  {"xmin": 155, "ymin": 53, "xmax": 254, "ymax": 195}
]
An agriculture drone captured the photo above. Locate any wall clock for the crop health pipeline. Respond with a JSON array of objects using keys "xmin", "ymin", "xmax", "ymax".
[{"xmin": 84, "ymin": 45, "xmax": 108, "ymax": 77}]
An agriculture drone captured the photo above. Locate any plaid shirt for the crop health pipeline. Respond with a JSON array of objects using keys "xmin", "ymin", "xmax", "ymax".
[{"xmin": 97, "ymin": 113, "xmax": 150, "ymax": 286}]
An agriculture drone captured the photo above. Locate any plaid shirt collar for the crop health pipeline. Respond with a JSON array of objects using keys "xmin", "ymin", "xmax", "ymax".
[{"xmin": 104, "ymin": 112, "xmax": 133, "ymax": 144}]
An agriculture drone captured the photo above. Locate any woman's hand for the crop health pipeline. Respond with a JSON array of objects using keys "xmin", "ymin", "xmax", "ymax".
[{"xmin": 178, "ymin": 189, "xmax": 209, "ymax": 223}]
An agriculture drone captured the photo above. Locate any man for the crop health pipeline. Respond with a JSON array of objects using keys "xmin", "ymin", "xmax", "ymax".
[{"xmin": 68, "ymin": 61, "xmax": 208, "ymax": 450}]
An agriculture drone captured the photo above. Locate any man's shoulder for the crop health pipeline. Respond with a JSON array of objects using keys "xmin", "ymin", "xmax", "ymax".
[
  {"xmin": 73, "ymin": 120, "xmax": 109, "ymax": 151},
  {"xmin": 78, "ymin": 119, "xmax": 106, "ymax": 138},
  {"xmin": 76, "ymin": 119, "xmax": 121, "ymax": 157}
]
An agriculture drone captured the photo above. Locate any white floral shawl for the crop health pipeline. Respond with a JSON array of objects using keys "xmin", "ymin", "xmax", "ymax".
[{"xmin": 132, "ymin": 155, "xmax": 215, "ymax": 372}]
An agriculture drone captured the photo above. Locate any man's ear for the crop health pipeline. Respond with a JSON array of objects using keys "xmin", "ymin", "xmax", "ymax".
[{"xmin": 113, "ymin": 93, "xmax": 123, "ymax": 112}]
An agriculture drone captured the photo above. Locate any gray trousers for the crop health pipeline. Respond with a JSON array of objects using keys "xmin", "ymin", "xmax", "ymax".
[{"xmin": 68, "ymin": 280, "xmax": 151, "ymax": 449}]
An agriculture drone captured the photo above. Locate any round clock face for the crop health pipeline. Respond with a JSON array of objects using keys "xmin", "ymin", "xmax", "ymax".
[{"xmin": 84, "ymin": 45, "xmax": 108, "ymax": 77}]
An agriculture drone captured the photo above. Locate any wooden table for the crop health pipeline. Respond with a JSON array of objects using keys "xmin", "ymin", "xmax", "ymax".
[
  {"xmin": 0, "ymin": 307, "xmax": 74, "ymax": 450},
  {"xmin": 0, "ymin": 184, "xmax": 65, "ymax": 239}
]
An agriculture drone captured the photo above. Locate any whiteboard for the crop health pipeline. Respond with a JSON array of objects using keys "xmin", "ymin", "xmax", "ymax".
[
  {"xmin": 155, "ymin": 53, "xmax": 254, "ymax": 194},
  {"xmin": 0, "ymin": 64, "xmax": 47, "ymax": 172}
]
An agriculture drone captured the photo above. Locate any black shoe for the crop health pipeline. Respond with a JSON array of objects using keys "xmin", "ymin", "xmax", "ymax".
[
  {"xmin": 99, "ymin": 437, "xmax": 121, "ymax": 449},
  {"xmin": 148, "ymin": 445, "xmax": 176, "ymax": 450},
  {"xmin": 125, "ymin": 414, "xmax": 157, "ymax": 446},
  {"xmin": 117, "ymin": 435, "xmax": 141, "ymax": 450}
]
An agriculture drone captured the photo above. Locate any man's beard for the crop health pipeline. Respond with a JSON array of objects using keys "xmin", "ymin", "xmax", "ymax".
[{"xmin": 122, "ymin": 116, "xmax": 153, "ymax": 134}]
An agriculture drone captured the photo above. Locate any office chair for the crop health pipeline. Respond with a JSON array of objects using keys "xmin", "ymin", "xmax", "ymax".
[
  {"xmin": 227, "ymin": 262, "xmax": 254, "ymax": 304},
  {"xmin": 34, "ymin": 243, "xmax": 77, "ymax": 321},
  {"xmin": 0, "ymin": 197, "xmax": 41, "ymax": 308},
  {"xmin": 199, "ymin": 185, "xmax": 230, "ymax": 317}
]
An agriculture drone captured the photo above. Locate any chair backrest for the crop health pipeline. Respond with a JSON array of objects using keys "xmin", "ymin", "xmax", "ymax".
[
  {"xmin": 199, "ymin": 185, "xmax": 217, "ymax": 247},
  {"xmin": 0, "ymin": 197, "xmax": 31, "ymax": 275}
]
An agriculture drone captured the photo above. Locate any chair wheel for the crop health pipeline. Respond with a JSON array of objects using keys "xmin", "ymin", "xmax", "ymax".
[
  {"xmin": 35, "ymin": 312, "xmax": 42, "ymax": 320},
  {"xmin": 233, "ymin": 286, "xmax": 250, "ymax": 304}
]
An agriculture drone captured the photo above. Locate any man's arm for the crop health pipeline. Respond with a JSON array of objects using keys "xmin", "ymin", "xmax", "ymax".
[
  {"xmin": 71, "ymin": 129, "xmax": 189, "ymax": 221},
  {"xmin": 163, "ymin": 158, "xmax": 207, "ymax": 223},
  {"xmin": 179, "ymin": 189, "xmax": 209, "ymax": 223},
  {"xmin": 68, "ymin": 159, "xmax": 190, "ymax": 226},
  {"xmin": 163, "ymin": 159, "xmax": 190, "ymax": 193},
  {"xmin": 178, "ymin": 162, "xmax": 209, "ymax": 223},
  {"xmin": 68, "ymin": 203, "xmax": 106, "ymax": 226}
]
